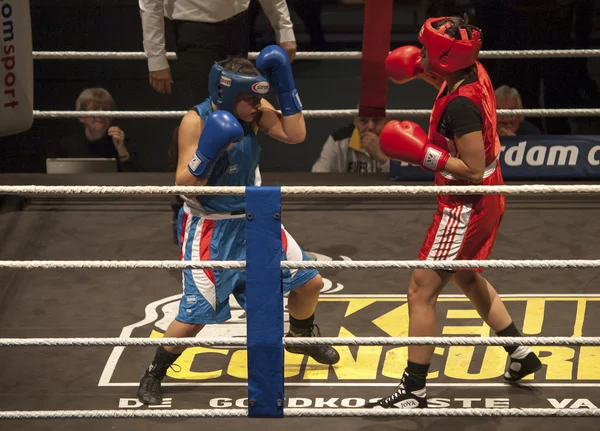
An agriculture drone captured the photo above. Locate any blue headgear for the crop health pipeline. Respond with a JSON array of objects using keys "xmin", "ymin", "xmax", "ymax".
[{"xmin": 208, "ymin": 61, "xmax": 270, "ymax": 116}]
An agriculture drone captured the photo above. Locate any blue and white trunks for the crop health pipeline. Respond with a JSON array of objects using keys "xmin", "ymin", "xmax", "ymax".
[{"xmin": 176, "ymin": 203, "xmax": 319, "ymax": 324}]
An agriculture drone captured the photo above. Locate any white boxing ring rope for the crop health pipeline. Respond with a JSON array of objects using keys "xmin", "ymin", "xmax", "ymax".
[
  {"xmin": 1, "ymin": 259, "xmax": 600, "ymax": 270},
  {"xmin": 2, "ymin": 184, "xmax": 600, "ymax": 195},
  {"xmin": 2, "ymin": 336, "xmax": 600, "ymax": 348},
  {"xmin": 5, "ymin": 48, "xmax": 600, "ymax": 421},
  {"xmin": 30, "ymin": 49, "xmax": 600, "ymax": 60},
  {"xmin": 31, "ymin": 108, "xmax": 600, "ymax": 119},
  {"xmin": 3, "ymin": 408, "xmax": 600, "ymax": 419}
]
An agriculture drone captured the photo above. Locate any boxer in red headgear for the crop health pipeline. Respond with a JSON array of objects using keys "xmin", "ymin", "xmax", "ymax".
[{"xmin": 366, "ymin": 17, "xmax": 541, "ymax": 410}]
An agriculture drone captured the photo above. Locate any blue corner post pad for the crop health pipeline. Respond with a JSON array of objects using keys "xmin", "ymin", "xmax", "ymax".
[{"xmin": 245, "ymin": 186, "xmax": 284, "ymax": 418}]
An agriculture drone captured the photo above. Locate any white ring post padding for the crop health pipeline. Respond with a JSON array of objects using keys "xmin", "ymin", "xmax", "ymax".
[
  {"xmin": 2, "ymin": 408, "xmax": 600, "ymax": 419},
  {"xmin": 2, "ymin": 184, "xmax": 600, "ymax": 196},
  {"xmin": 32, "ymin": 109, "xmax": 600, "ymax": 118},
  {"xmin": 0, "ymin": 259, "xmax": 600, "ymax": 270},
  {"xmin": 31, "ymin": 49, "xmax": 600, "ymax": 60},
  {"xmin": 1, "ymin": 336, "xmax": 600, "ymax": 347}
]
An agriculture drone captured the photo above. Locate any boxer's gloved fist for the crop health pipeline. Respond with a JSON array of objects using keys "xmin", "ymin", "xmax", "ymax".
[
  {"xmin": 386, "ymin": 46, "xmax": 421, "ymax": 84},
  {"xmin": 256, "ymin": 45, "xmax": 302, "ymax": 116},
  {"xmin": 188, "ymin": 111, "xmax": 244, "ymax": 179},
  {"xmin": 380, "ymin": 120, "xmax": 449, "ymax": 172},
  {"xmin": 386, "ymin": 46, "xmax": 441, "ymax": 85}
]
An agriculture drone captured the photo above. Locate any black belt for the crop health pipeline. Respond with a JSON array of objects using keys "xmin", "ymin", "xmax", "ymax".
[{"xmin": 230, "ymin": 210, "xmax": 245, "ymax": 216}]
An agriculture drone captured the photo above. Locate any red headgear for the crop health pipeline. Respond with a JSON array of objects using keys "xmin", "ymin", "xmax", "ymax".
[{"xmin": 418, "ymin": 17, "xmax": 482, "ymax": 76}]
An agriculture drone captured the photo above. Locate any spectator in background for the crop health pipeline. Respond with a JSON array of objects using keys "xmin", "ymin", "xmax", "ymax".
[
  {"xmin": 495, "ymin": 85, "xmax": 542, "ymax": 136},
  {"xmin": 312, "ymin": 112, "xmax": 391, "ymax": 173},
  {"xmin": 52, "ymin": 88, "xmax": 137, "ymax": 172},
  {"xmin": 139, "ymin": 0, "xmax": 297, "ymax": 104}
]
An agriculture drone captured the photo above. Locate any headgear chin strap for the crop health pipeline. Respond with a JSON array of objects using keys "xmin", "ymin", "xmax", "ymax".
[
  {"xmin": 208, "ymin": 61, "xmax": 270, "ymax": 116},
  {"xmin": 418, "ymin": 17, "xmax": 482, "ymax": 76}
]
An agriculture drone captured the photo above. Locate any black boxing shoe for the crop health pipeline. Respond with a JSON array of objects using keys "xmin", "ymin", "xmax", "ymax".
[
  {"xmin": 504, "ymin": 348, "xmax": 542, "ymax": 382},
  {"xmin": 365, "ymin": 373, "xmax": 427, "ymax": 409},
  {"xmin": 137, "ymin": 361, "xmax": 180, "ymax": 405},
  {"xmin": 137, "ymin": 367, "xmax": 165, "ymax": 405},
  {"xmin": 285, "ymin": 324, "xmax": 340, "ymax": 365}
]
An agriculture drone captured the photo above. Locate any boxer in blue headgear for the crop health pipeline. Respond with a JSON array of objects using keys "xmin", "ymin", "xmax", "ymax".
[
  {"xmin": 137, "ymin": 45, "xmax": 340, "ymax": 406},
  {"xmin": 208, "ymin": 60, "xmax": 270, "ymax": 117}
]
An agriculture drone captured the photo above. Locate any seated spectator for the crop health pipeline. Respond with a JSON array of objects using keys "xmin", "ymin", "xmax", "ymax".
[
  {"xmin": 312, "ymin": 113, "xmax": 391, "ymax": 173},
  {"xmin": 495, "ymin": 85, "xmax": 542, "ymax": 136},
  {"xmin": 52, "ymin": 88, "xmax": 137, "ymax": 171}
]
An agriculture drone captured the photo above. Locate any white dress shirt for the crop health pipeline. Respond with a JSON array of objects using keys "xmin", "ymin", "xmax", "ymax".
[{"xmin": 139, "ymin": 0, "xmax": 296, "ymax": 71}]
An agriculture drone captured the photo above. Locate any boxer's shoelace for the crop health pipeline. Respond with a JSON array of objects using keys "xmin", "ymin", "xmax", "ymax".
[
  {"xmin": 378, "ymin": 373, "xmax": 425, "ymax": 407},
  {"xmin": 380, "ymin": 389, "xmax": 405, "ymax": 407},
  {"xmin": 149, "ymin": 363, "xmax": 181, "ymax": 380},
  {"xmin": 309, "ymin": 324, "xmax": 322, "ymax": 337},
  {"xmin": 380, "ymin": 377, "xmax": 409, "ymax": 407},
  {"xmin": 288, "ymin": 323, "xmax": 322, "ymax": 338}
]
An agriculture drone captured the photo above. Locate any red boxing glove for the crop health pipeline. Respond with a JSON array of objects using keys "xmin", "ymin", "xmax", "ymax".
[
  {"xmin": 380, "ymin": 120, "xmax": 450, "ymax": 172},
  {"xmin": 386, "ymin": 46, "xmax": 421, "ymax": 84},
  {"xmin": 386, "ymin": 46, "xmax": 442, "ymax": 86}
]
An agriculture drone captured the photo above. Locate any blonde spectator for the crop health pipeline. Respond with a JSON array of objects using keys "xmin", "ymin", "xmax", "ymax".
[
  {"xmin": 52, "ymin": 88, "xmax": 137, "ymax": 172},
  {"xmin": 495, "ymin": 85, "xmax": 541, "ymax": 136}
]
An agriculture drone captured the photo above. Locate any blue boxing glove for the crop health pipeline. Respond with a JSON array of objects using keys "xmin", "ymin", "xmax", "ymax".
[
  {"xmin": 188, "ymin": 111, "xmax": 244, "ymax": 179},
  {"xmin": 256, "ymin": 45, "xmax": 302, "ymax": 116}
]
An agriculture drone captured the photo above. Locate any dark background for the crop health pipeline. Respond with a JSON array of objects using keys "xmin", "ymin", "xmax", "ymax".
[{"xmin": 1, "ymin": 0, "xmax": 599, "ymax": 173}]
